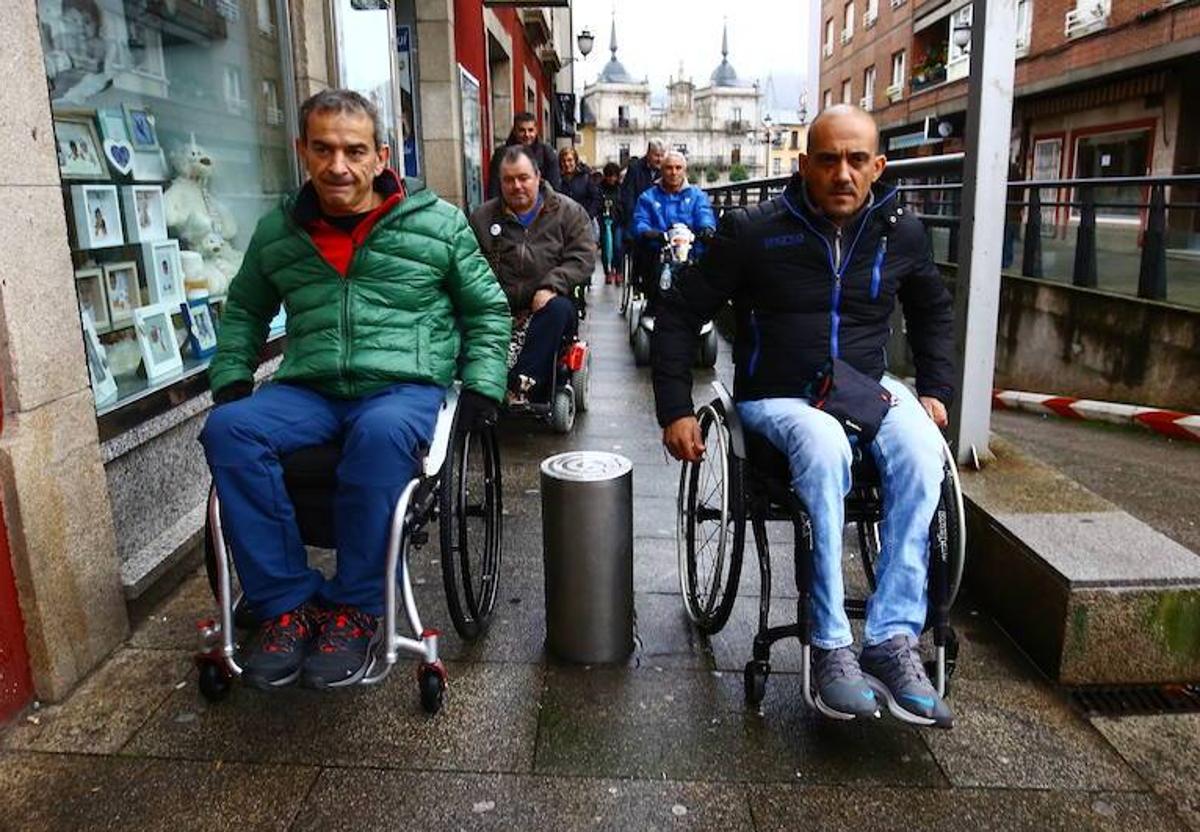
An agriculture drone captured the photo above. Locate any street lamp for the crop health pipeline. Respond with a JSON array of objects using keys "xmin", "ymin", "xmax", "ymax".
[
  {"xmin": 576, "ymin": 28, "xmax": 595, "ymax": 58},
  {"xmin": 952, "ymin": 22, "xmax": 972, "ymax": 53}
]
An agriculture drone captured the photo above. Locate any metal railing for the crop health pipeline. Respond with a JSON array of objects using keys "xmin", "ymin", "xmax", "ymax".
[{"xmin": 704, "ymin": 154, "xmax": 1200, "ymax": 307}]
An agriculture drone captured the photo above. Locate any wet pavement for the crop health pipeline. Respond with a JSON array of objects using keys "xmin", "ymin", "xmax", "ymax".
[{"xmin": 2, "ymin": 279, "xmax": 1197, "ymax": 831}]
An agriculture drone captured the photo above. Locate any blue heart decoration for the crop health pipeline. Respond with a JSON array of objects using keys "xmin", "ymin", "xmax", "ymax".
[{"xmin": 103, "ymin": 139, "xmax": 134, "ymax": 176}]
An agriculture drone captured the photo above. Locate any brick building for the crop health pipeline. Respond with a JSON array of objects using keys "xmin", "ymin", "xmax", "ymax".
[{"xmin": 818, "ymin": 0, "xmax": 1200, "ymax": 216}]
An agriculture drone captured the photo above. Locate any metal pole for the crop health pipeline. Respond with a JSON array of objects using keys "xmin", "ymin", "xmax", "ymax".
[
  {"xmin": 1137, "ymin": 184, "xmax": 1167, "ymax": 300},
  {"xmin": 1072, "ymin": 186, "xmax": 1098, "ymax": 288},
  {"xmin": 1022, "ymin": 186, "xmax": 1043, "ymax": 278},
  {"xmin": 948, "ymin": 0, "xmax": 1018, "ymax": 466}
]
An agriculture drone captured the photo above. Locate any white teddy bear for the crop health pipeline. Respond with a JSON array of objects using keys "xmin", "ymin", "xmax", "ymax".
[{"xmin": 164, "ymin": 135, "xmax": 244, "ymax": 295}]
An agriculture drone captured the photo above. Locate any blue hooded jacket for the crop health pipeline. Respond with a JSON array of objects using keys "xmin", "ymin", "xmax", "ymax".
[{"xmin": 632, "ymin": 184, "xmax": 717, "ymax": 240}]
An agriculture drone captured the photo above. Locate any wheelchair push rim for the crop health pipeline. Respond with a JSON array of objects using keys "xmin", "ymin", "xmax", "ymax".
[
  {"xmin": 677, "ymin": 403, "xmax": 744, "ymax": 633},
  {"xmin": 439, "ymin": 424, "xmax": 503, "ymax": 640}
]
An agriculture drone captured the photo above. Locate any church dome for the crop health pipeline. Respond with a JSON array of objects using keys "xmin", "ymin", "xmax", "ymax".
[
  {"xmin": 596, "ymin": 17, "xmax": 638, "ymax": 85},
  {"xmin": 709, "ymin": 23, "xmax": 753, "ymax": 88}
]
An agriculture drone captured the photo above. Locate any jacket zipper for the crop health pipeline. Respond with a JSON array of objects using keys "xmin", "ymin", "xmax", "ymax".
[
  {"xmin": 747, "ymin": 309, "xmax": 762, "ymax": 376},
  {"xmin": 782, "ymin": 190, "xmax": 892, "ymax": 361},
  {"xmin": 870, "ymin": 236, "xmax": 887, "ymax": 300}
]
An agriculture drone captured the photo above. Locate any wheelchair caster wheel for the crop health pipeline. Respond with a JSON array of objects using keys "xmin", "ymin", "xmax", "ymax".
[
  {"xmin": 418, "ymin": 663, "xmax": 447, "ymax": 714},
  {"xmin": 197, "ymin": 660, "xmax": 232, "ymax": 703},
  {"xmin": 743, "ymin": 661, "xmax": 769, "ymax": 706}
]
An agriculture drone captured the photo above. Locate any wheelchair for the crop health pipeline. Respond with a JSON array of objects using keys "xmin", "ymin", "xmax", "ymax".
[
  {"xmin": 195, "ymin": 383, "xmax": 503, "ymax": 714},
  {"xmin": 505, "ymin": 285, "xmax": 591, "ymax": 434},
  {"xmin": 677, "ymin": 381, "xmax": 966, "ymax": 726},
  {"xmin": 627, "ymin": 229, "xmax": 719, "ymax": 369}
]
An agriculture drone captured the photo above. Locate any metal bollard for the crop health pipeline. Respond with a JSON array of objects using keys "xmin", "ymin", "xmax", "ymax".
[{"xmin": 540, "ymin": 451, "xmax": 633, "ymax": 663}]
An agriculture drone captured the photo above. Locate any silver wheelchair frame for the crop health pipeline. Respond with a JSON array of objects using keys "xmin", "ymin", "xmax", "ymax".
[
  {"xmin": 677, "ymin": 380, "xmax": 967, "ymax": 726},
  {"xmin": 196, "ymin": 383, "xmax": 503, "ymax": 713}
]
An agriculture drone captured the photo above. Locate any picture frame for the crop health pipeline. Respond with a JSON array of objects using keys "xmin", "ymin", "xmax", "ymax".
[
  {"xmin": 102, "ymin": 260, "xmax": 141, "ymax": 328},
  {"xmin": 75, "ymin": 266, "xmax": 109, "ymax": 330},
  {"xmin": 95, "ymin": 107, "xmax": 136, "ymax": 179},
  {"xmin": 142, "ymin": 239, "xmax": 183, "ymax": 305},
  {"xmin": 53, "ymin": 111, "xmax": 107, "ymax": 180},
  {"xmin": 123, "ymin": 103, "xmax": 160, "ymax": 151},
  {"xmin": 81, "ymin": 309, "xmax": 119, "ymax": 408},
  {"xmin": 180, "ymin": 298, "xmax": 219, "ymax": 360},
  {"xmin": 70, "ymin": 184, "xmax": 125, "ymax": 249},
  {"xmin": 121, "ymin": 185, "xmax": 168, "ymax": 242},
  {"xmin": 132, "ymin": 304, "xmax": 183, "ymax": 382}
]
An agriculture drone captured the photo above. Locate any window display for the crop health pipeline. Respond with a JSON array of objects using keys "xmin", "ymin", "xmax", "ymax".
[{"xmin": 40, "ymin": 0, "xmax": 297, "ymax": 416}]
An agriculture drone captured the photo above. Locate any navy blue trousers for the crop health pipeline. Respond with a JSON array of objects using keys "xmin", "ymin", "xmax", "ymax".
[
  {"xmin": 510, "ymin": 295, "xmax": 577, "ymax": 397},
  {"xmin": 200, "ymin": 382, "xmax": 444, "ymax": 619}
]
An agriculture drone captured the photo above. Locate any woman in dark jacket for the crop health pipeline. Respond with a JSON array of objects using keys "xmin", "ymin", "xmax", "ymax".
[{"xmin": 556, "ymin": 147, "xmax": 600, "ymax": 218}]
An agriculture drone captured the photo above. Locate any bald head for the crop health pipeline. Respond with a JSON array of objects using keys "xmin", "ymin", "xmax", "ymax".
[{"xmin": 801, "ymin": 104, "xmax": 886, "ymax": 224}]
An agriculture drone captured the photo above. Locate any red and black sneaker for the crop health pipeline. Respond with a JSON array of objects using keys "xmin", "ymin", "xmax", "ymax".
[
  {"xmin": 242, "ymin": 602, "xmax": 319, "ymax": 690},
  {"xmin": 302, "ymin": 605, "xmax": 381, "ymax": 690}
]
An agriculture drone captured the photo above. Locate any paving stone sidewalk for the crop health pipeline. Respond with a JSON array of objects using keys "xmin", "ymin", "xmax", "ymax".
[{"xmin": 2, "ymin": 280, "xmax": 1196, "ymax": 832}]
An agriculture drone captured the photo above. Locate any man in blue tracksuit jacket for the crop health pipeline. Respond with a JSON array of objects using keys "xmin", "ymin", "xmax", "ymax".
[{"xmin": 632, "ymin": 150, "xmax": 716, "ymax": 306}]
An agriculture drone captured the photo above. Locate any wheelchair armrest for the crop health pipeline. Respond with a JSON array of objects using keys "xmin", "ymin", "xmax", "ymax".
[
  {"xmin": 422, "ymin": 382, "xmax": 460, "ymax": 478},
  {"xmin": 708, "ymin": 380, "xmax": 747, "ymax": 460}
]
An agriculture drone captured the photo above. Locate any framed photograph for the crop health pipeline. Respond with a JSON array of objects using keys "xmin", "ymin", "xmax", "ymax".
[
  {"xmin": 123, "ymin": 103, "xmax": 160, "ymax": 151},
  {"xmin": 180, "ymin": 298, "xmax": 219, "ymax": 359},
  {"xmin": 75, "ymin": 266, "xmax": 109, "ymax": 330},
  {"xmin": 103, "ymin": 260, "xmax": 141, "ymax": 327},
  {"xmin": 81, "ymin": 309, "xmax": 119, "ymax": 408},
  {"xmin": 53, "ymin": 112, "xmax": 107, "ymax": 180},
  {"xmin": 132, "ymin": 304, "xmax": 183, "ymax": 382},
  {"xmin": 121, "ymin": 185, "xmax": 167, "ymax": 242},
  {"xmin": 70, "ymin": 184, "xmax": 125, "ymax": 249},
  {"xmin": 142, "ymin": 240, "xmax": 183, "ymax": 305}
]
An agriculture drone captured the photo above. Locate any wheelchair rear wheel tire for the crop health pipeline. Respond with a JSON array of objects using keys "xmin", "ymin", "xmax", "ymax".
[
  {"xmin": 632, "ymin": 326, "xmax": 651, "ymax": 367},
  {"xmin": 551, "ymin": 387, "xmax": 576, "ymax": 433},
  {"xmin": 439, "ymin": 425, "xmax": 503, "ymax": 641},
  {"xmin": 697, "ymin": 328, "xmax": 719, "ymax": 368},
  {"xmin": 573, "ymin": 349, "xmax": 591, "ymax": 413},
  {"xmin": 678, "ymin": 402, "xmax": 745, "ymax": 634}
]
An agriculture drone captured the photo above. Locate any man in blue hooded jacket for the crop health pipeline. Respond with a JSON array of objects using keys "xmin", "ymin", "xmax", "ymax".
[{"xmin": 632, "ymin": 151, "xmax": 716, "ymax": 307}]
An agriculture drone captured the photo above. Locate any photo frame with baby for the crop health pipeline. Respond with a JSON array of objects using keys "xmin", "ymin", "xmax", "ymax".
[
  {"xmin": 142, "ymin": 239, "xmax": 183, "ymax": 305},
  {"xmin": 70, "ymin": 184, "xmax": 124, "ymax": 249},
  {"xmin": 75, "ymin": 266, "xmax": 109, "ymax": 330},
  {"xmin": 180, "ymin": 298, "xmax": 219, "ymax": 360},
  {"xmin": 121, "ymin": 185, "xmax": 167, "ymax": 243},
  {"xmin": 132, "ymin": 304, "xmax": 183, "ymax": 382},
  {"xmin": 81, "ymin": 309, "xmax": 119, "ymax": 408},
  {"xmin": 53, "ymin": 112, "xmax": 107, "ymax": 180},
  {"xmin": 103, "ymin": 260, "xmax": 141, "ymax": 328}
]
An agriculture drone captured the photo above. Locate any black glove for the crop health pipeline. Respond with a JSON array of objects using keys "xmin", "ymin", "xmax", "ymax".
[
  {"xmin": 697, "ymin": 227, "xmax": 716, "ymax": 242},
  {"xmin": 212, "ymin": 380, "xmax": 253, "ymax": 406},
  {"xmin": 456, "ymin": 389, "xmax": 500, "ymax": 430}
]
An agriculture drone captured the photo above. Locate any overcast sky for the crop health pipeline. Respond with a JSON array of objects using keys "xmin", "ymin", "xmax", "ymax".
[{"xmin": 570, "ymin": 0, "xmax": 816, "ymax": 113}]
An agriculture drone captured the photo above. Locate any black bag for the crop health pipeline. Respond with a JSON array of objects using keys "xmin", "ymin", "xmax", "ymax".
[{"xmin": 807, "ymin": 358, "xmax": 895, "ymax": 444}]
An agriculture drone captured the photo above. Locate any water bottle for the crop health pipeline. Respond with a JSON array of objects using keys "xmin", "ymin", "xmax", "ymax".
[{"xmin": 659, "ymin": 262, "xmax": 672, "ymax": 293}]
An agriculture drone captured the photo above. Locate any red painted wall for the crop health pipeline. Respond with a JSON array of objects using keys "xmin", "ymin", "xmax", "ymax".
[{"xmin": 0, "ymin": 390, "xmax": 33, "ymax": 723}]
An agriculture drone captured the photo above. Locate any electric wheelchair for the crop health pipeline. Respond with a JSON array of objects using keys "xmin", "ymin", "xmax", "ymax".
[
  {"xmin": 677, "ymin": 380, "xmax": 966, "ymax": 725},
  {"xmin": 195, "ymin": 383, "xmax": 503, "ymax": 714},
  {"xmin": 505, "ymin": 284, "xmax": 592, "ymax": 434}
]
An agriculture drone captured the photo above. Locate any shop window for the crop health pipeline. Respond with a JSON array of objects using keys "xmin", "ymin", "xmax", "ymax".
[{"xmin": 39, "ymin": 1, "xmax": 296, "ymax": 417}]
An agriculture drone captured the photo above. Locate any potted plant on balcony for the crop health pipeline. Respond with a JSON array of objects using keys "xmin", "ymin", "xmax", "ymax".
[{"xmin": 912, "ymin": 44, "xmax": 947, "ymax": 89}]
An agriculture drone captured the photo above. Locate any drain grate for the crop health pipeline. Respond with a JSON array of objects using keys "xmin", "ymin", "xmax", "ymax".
[{"xmin": 1069, "ymin": 684, "xmax": 1200, "ymax": 717}]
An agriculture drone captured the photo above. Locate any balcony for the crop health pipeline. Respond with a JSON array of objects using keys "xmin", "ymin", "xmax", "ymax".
[
  {"xmin": 859, "ymin": 95, "xmax": 874, "ymax": 112},
  {"xmin": 520, "ymin": 8, "xmax": 553, "ymax": 47},
  {"xmin": 863, "ymin": 10, "xmax": 878, "ymax": 28},
  {"xmin": 946, "ymin": 54, "xmax": 969, "ymax": 83},
  {"xmin": 886, "ymin": 82, "xmax": 904, "ymax": 103},
  {"xmin": 538, "ymin": 42, "xmax": 562, "ymax": 73},
  {"xmin": 726, "ymin": 119, "xmax": 748, "ymax": 133},
  {"xmin": 890, "ymin": 0, "xmax": 905, "ymax": 7},
  {"xmin": 1065, "ymin": 1, "xmax": 1111, "ymax": 38},
  {"xmin": 610, "ymin": 118, "xmax": 640, "ymax": 132},
  {"xmin": 840, "ymin": 28, "xmax": 853, "ymax": 44}
]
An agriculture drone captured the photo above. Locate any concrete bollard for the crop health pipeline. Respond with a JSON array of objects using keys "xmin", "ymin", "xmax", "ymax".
[{"xmin": 540, "ymin": 451, "xmax": 634, "ymax": 663}]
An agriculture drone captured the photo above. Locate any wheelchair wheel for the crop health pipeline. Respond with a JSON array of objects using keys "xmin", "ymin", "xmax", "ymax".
[
  {"xmin": 627, "ymin": 298, "xmax": 643, "ymax": 343},
  {"xmin": 632, "ymin": 324, "xmax": 651, "ymax": 367},
  {"xmin": 677, "ymin": 402, "xmax": 745, "ymax": 634},
  {"xmin": 550, "ymin": 386, "xmax": 576, "ymax": 433},
  {"xmin": 573, "ymin": 349, "xmax": 591, "ymax": 413},
  {"xmin": 438, "ymin": 425, "xmax": 503, "ymax": 641},
  {"xmin": 618, "ymin": 267, "xmax": 632, "ymax": 315}
]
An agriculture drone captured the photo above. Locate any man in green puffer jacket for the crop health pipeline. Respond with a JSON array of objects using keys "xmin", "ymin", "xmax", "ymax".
[{"xmin": 200, "ymin": 89, "xmax": 510, "ymax": 692}]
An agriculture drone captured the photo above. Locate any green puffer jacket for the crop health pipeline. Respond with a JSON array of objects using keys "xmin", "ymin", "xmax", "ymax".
[{"xmin": 208, "ymin": 179, "xmax": 511, "ymax": 402}]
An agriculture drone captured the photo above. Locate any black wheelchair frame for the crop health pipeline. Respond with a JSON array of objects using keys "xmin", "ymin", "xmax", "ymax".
[
  {"xmin": 678, "ymin": 381, "xmax": 966, "ymax": 725},
  {"xmin": 195, "ymin": 384, "xmax": 503, "ymax": 713}
]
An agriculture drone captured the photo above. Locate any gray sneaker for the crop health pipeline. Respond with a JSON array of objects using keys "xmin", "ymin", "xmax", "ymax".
[
  {"xmin": 811, "ymin": 646, "xmax": 880, "ymax": 719},
  {"xmin": 859, "ymin": 635, "xmax": 954, "ymax": 728}
]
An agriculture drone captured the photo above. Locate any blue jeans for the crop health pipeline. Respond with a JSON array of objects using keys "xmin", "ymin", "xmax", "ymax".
[
  {"xmin": 200, "ymin": 382, "xmax": 444, "ymax": 619},
  {"xmin": 737, "ymin": 377, "xmax": 945, "ymax": 649}
]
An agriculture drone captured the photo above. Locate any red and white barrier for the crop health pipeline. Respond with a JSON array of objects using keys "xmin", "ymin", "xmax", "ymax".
[{"xmin": 992, "ymin": 390, "xmax": 1200, "ymax": 443}]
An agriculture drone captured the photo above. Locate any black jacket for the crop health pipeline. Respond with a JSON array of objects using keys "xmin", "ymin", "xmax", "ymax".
[
  {"xmin": 557, "ymin": 171, "xmax": 600, "ymax": 217},
  {"xmin": 619, "ymin": 156, "xmax": 660, "ymax": 233},
  {"xmin": 487, "ymin": 138, "xmax": 562, "ymax": 200},
  {"xmin": 652, "ymin": 175, "xmax": 955, "ymax": 427}
]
